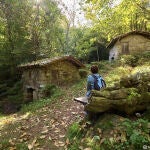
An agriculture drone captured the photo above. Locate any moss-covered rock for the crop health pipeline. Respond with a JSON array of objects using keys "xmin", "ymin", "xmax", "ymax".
[{"xmin": 85, "ymin": 71, "xmax": 150, "ymax": 115}]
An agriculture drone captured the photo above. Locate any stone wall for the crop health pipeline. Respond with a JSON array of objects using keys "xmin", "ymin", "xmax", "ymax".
[
  {"xmin": 22, "ymin": 68, "xmax": 40, "ymax": 102},
  {"xmin": 38, "ymin": 60, "xmax": 81, "ymax": 86},
  {"xmin": 109, "ymin": 35, "xmax": 150, "ymax": 61},
  {"xmin": 22, "ymin": 60, "xmax": 81, "ymax": 101}
]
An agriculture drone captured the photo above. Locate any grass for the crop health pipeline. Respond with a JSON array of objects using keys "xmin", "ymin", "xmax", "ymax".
[
  {"xmin": 0, "ymin": 113, "xmax": 5, "ymax": 119},
  {"xmin": 0, "ymin": 78, "xmax": 86, "ymax": 126},
  {"xmin": 66, "ymin": 115, "xmax": 150, "ymax": 150},
  {"xmin": 0, "ymin": 57, "xmax": 150, "ymax": 150},
  {"xmin": 20, "ymin": 86, "xmax": 63, "ymax": 114},
  {"xmin": 0, "ymin": 78, "xmax": 87, "ymax": 150},
  {"xmin": 65, "ymin": 58, "xmax": 150, "ymax": 150},
  {"xmin": 67, "ymin": 122, "xmax": 83, "ymax": 150}
]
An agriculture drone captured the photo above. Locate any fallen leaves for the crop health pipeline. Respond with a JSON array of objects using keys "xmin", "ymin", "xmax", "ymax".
[
  {"xmin": 41, "ymin": 129, "xmax": 48, "ymax": 134},
  {"xmin": 54, "ymin": 141, "xmax": 66, "ymax": 147},
  {"xmin": 39, "ymin": 135, "xmax": 46, "ymax": 139},
  {"xmin": 84, "ymin": 148, "xmax": 92, "ymax": 150},
  {"xmin": 20, "ymin": 132, "xmax": 27, "ymax": 138},
  {"xmin": 59, "ymin": 134, "xmax": 65, "ymax": 138},
  {"xmin": 9, "ymin": 147, "xmax": 16, "ymax": 150},
  {"xmin": 66, "ymin": 138, "xmax": 70, "ymax": 145},
  {"xmin": 0, "ymin": 90, "xmax": 85, "ymax": 150},
  {"xmin": 41, "ymin": 126, "xmax": 49, "ymax": 134},
  {"xmin": 9, "ymin": 139, "xmax": 15, "ymax": 146},
  {"xmin": 28, "ymin": 138, "xmax": 37, "ymax": 150},
  {"xmin": 71, "ymin": 112, "xmax": 76, "ymax": 115},
  {"xmin": 54, "ymin": 128, "xmax": 60, "ymax": 133}
]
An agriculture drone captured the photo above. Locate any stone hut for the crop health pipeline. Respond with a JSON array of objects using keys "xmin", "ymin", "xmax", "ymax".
[
  {"xmin": 107, "ymin": 31, "xmax": 150, "ymax": 61},
  {"xmin": 19, "ymin": 56, "xmax": 85, "ymax": 102}
]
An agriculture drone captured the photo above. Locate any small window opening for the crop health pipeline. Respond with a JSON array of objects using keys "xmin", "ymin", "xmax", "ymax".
[{"xmin": 122, "ymin": 43, "xmax": 129, "ymax": 54}]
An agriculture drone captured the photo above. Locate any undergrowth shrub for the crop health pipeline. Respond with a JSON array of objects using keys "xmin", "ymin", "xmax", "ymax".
[
  {"xmin": 67, "ymin": 122, "xmax": 83, "ymax": 150},
  {"xmin": 91, "ymin": 61, "xmax": 111, "ymax": 70},
  {"xmin": 139, "ymin": 51, "xmax": 150, "ymax": 59},
  {"xmin": 67, "ymin": 122, "xmax": 82, "ymax": 139},
  {"xmin": 41, "ymin": 84, "xmax": 59, "ymax": 98},
  {"xmin": 95, "ymin": 119, "xmax": 150, "ymax": 150},
  {"xmin": 0, "ymin": 81, "xmax": 23, "ymax": 113},
  {"xmin": 79, "ymin": 69, "xmax": 88, "ymax": 78},
  {"xmin": 119, "ymin": 119, "xmax": 150, "ymax": 150},
  {"xmin": 0, "ymin": 83, "xmax": 8, "ymax": 97},
  {"xmin": 120, "ymin": 55, "xmax": 139, "ymax": 67},
  {"xmin": 127, "ymin": 88, "xmax": 141, "ymax": 104},
  {"xmin": 137, "ymin": 51, "xmax": 150, "ymax": 65},
  {"xmin": 0, "ymin": 81, "xmax": 23, "ymax": 103},
  {"xmin": 105, "ymin": 66, "xmax": 131, "ymax": 86},
  {"xmin": 97, "ymin": 61, "xmax": 108, "ymax": 70}
]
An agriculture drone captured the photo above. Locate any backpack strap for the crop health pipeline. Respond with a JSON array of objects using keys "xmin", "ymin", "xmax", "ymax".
[
  {"xmin": 91, "ymin": 74, "xmax": 100, "ymax": 90},
  {"xmin": 101, "ymin": 78, "xmax": 106, "ymax": 88},
  {"xmin": 92, "ymin": 74, "xmax": 101, "ymax": 80},
  {"xmin": 91, "ymin": 74, "xmax": 98, "ymax": 80},
  {"xmin": 92, "ymin": 74, "xmax": 106, "ymax": 88}
]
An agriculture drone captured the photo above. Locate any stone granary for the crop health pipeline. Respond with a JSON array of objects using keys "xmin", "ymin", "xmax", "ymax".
[
  {"xmin": 19, "ymin": 56, "xmax": 85, "ymax": 102},
  {"xmin": 107, "ymin": 31, "xmax": 150, "ymax": 61}
]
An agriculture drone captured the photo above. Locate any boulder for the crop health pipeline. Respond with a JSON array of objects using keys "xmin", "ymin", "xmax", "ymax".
[{"xmin": 85, "ymin": 72, "xmax": 150, "ymax": 115}]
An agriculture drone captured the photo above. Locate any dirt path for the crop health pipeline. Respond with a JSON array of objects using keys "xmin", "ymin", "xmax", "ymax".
[
  {"xmin": 0, "ymin": 86, "xmax": 86, "ymax": 150},
  {"xmin": 35, "ymin": 97, "xmax": 85, "ymax": 150}
]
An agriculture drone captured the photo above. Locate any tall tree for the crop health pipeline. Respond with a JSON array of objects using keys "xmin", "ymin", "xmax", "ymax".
[
  {"xmin": 0, "ymin": 0, "xmax": 34, "ymax": 80},
  {"xmin": 81, "ymin": 0, "xmax": 150, "ymax": 41},
  {"xmin": 0, "ymin": 0, "xmax": 67, "ymax": 82}
]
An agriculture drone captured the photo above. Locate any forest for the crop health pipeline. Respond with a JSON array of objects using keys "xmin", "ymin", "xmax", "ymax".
[{"xmin": 0, "ymin": 0, "xmax": 150, "ymax": 149}]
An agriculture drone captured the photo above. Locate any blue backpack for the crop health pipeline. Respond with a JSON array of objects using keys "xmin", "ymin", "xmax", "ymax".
[{"xmin": 92, "ymin": 75, "xmax": 106, "ymax": 90}]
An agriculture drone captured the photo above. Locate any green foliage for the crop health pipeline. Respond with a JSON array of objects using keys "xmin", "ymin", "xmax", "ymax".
[
  {"xmin": 93, "ymin": 118, "xmax": 150, "ymax": 150},
  {"xmin": 137, "ymin": 51, "xmax": 150, "ymax": 65},
  {"xmin": 20, "ymin": 96, "xmax": 61, "ymax": 114},
  {"xmin": 91, "ymin": 61, "xmax": 110, "ymax": 70},
  {"xmin": 41, "ymin": 84, "xmax": 59, "ymax": 98},
  {"xmin": 0, "ymin": 81, "xmax": 23, "ymax": 105},
  {"xmin": 82, "ymin": 0, "xmax": 150, "ymax": 40},
  {"xmin": 141, "ymin": 51, "xmax": 150, "ymax": 59},
  {"xmin": 75, "ymin": 27, "xmax": 97, "ymax": 61},
  {"xmin": 143, "ymin": 108, "xmax": 150, "ymax": 121},
  {"xmin": 120, "ymin": 55, "xmax": 139, "ymax": 67},
  {"xmin": 0, "ymin": 0, "xmax": 68, "ymax": 94},
  {"xmin": 105, "ymin": 66, "xmax": 131, "ymax": 86},
  {"xmin": 16, "ymin": 143, "xmax": 28, "ymax": 150},
  {"xmin": 67, "ymin": 122, "xmax": 82, "ymax": 139},
  {"xmin": 67, "ymin": 122, "xmax": 83, "ymax": 150},
  {"xmin": 95, "ymin": 120, "xmax": 114, "ymax": 130},
  {"xmin": 127, "ymin": 88, "xmax": 141, "ymax": 104},
  {"xmin": 29, "ymin": 79, "xmax": 85, "ymax": 116},
  {"xmin": 0, "ymin": 83, "xmax": 8, "ymax": 97},
  {"xmin": 7, "ymin": 81, "xmax": 23, "ymax": 102},
  {"xmin": 79, "ymin": 69, "xmax": 88, "ymax": 78},
  {"xmin": 88, "ymin": 43, "xmax": 108, "ymax": 62},
  {"xmin": 119, "ymin": 119, "xmax": 150, "ymax": 150},
  {"xmin": 101, "ymin": 138, "xmax": 115, "ymax": 150},
  {"xmin": 0, "ymin": 139, "xmax": 10, "ymax": 149},
  {"xmin": 21, "ymin": 85, "xmax": 62, "ymax": 113}
]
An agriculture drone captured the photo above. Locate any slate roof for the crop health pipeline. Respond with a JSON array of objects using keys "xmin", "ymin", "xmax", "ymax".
[
  {"xmin": 18, "ymin": 55, "xmax": 85, "ymax": 69},
  {"xmin": 107, "ymin": 31, "xmax": 150, "ymax": 48}
]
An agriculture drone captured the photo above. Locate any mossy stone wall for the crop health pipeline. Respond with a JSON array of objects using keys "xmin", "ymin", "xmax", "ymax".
[
  {"xmin": 22, "ymin": 60, "xmax": 82, "ymax": 101},
  {"xmin": 109, "ymin": 35, "xmax": 150, "ymax": 61}
]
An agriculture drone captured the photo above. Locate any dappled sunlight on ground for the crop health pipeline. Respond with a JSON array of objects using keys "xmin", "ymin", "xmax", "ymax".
[{"xmin": 0, "ymin": 112, "xmax": 31, "ymax": 129}]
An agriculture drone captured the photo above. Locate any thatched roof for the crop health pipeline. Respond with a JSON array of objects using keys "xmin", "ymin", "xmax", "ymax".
[
  {"xmin": 18, "ymin": 55, "xmax": 85, "ymax": 69},
  {"xmin": 107, "ymin": 31, "xmax": 150, "ymax": 48}
]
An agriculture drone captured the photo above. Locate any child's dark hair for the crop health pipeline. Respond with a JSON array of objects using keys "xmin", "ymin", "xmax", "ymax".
[{"xmin": 91, "ymin": 65, "xmax": 98, "ymax": 74}]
